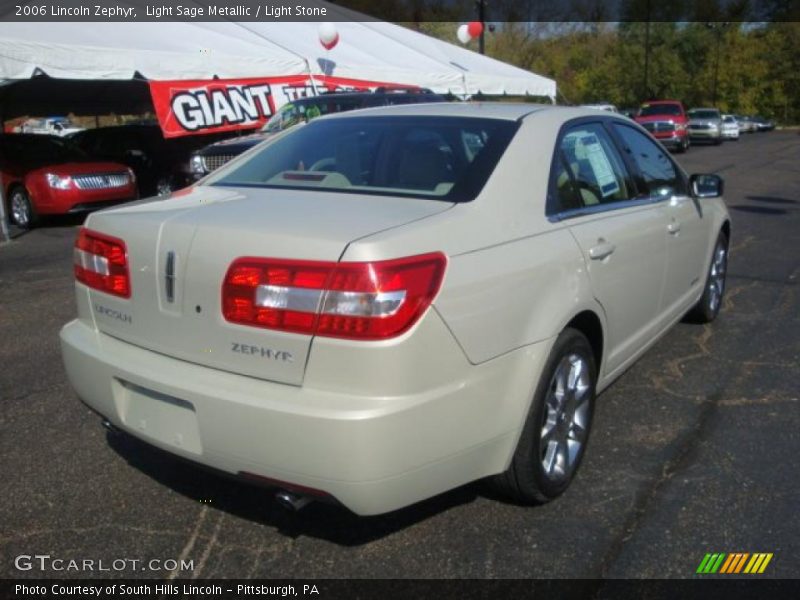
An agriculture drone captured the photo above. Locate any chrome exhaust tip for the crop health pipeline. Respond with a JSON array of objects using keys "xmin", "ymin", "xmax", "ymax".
[
  {"xmin": 274, "ymin": 490, "xmax": 312, "ymax": 512},
  {"xmin": 101, "ymin": 419, "xmax": 120, "ymax": 435}
]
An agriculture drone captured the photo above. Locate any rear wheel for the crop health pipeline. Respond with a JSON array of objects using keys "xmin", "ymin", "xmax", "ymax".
[
  {"xmin": 686, "ymin": 231, "xmax": 728, "ymax": 323},
  {"xmin": 8, "ymin": 187, "xmax": 38, "ymax": 230},
  {"xmin": 491, "ymin": 328, "xmax": 597, "ymax": 504}
]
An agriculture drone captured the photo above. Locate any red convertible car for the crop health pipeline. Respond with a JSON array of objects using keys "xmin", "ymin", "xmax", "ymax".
[{"xmin": 1, "ymin": 134, "xmax": 138, "ymax": 229}]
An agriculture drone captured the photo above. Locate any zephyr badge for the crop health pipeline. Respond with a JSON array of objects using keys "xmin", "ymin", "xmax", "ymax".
[{"xmin": 165, "ymin": 251, "xmax": 176, "ymax": 303}]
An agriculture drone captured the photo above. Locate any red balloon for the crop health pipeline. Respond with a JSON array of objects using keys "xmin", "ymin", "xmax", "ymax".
[
  {"xmin": 467, "ymin": 21, "xmax": 484, "ymax": 38},
  {"xmin": 321, "ymin": 33, "xmax": 339, "ymax": 50}
]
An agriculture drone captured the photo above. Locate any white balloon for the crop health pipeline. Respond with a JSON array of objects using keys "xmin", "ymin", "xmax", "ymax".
[
  {"xmin": 319, "ymin": 22, "xmax": 338, "ymax": 45},
  {"xmin": 457, "ymin": 24, "xmax": 472, "ymax": 45}
]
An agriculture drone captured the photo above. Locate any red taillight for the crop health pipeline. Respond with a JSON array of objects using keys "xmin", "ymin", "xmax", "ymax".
[
  {"xmin": 74, "ymin": 228, "xmax": 130, "ymax": 298},
  {"xmin": 222, "ymin": 253, "xmax": 447, "ymax": 340}
]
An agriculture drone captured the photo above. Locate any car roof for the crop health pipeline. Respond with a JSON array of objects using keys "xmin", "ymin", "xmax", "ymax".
[{"xmin": 319, "ymin": 102, "xmax": 619, "ymax": 123}]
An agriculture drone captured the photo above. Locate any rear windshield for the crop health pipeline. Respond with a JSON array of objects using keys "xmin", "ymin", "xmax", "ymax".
[
  {"xmin": 639, "ymin": 104, "xmax": 683, "ymax": 117},
  {"xmin": 212, "ymin": 116, "xmax": 519, "ymax": 202},
  {"xmin": 688, "ymin": 109, "xmax": 721, "ymax": 119}
]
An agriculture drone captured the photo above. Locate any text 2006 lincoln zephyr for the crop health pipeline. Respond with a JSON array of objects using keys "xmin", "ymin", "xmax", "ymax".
[{"xmin": 61, "ymin": 104, "xmax": 730, "ymax": 515}]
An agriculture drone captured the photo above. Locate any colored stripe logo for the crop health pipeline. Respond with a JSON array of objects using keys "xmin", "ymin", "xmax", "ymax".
[{"xmin": 697, "ymin": 552, "xmax": 773, "ymax": 574}]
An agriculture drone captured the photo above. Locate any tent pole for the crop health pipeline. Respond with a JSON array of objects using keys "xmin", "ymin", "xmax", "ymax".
[
  {"xmin": 307, "ymin": 60, "xmax": 320, "ymax": 96},
  {"xmin": 0, "ymin": 172, "xmax": 9, "ymax": 244},
  {"xmin": 0, "ymin": 106, "xmax": 10, "ymax": 243}
]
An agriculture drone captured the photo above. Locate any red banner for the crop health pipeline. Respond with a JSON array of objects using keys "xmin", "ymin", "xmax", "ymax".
[{"xmin": 150, "ymin": 76, "xmax": 415, "ymax": 138}]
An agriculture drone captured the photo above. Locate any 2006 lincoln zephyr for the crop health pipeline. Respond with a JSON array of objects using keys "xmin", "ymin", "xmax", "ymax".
[{"xmin": 60, "ymin": 104, "xmax": 730, "ymax": 515}]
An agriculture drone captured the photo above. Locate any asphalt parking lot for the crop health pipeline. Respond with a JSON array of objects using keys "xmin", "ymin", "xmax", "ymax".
[{"xmin": 1, "ymin": 130, "xmax": 798, "ymax": 580}]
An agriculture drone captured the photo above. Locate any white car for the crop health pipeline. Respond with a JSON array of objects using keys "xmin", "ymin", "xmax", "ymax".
[
  {"xmin": 60, "ymin": 104, "xmax": 731, "ymax": 515},
  {"xmin": 721, "ymin": 114, "xmax": 740, "ymax": 140},
  {"xmin": 20, "ymin": 116, "xmax": 84, "ymax": 137}
]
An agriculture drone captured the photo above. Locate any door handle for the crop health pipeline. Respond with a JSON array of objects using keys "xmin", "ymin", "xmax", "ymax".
[
  {"xmin": 589, "ymin": 241, "xmax": 616, "ymax": 260},
  {"xmin": 667, "ymin": 220, "xmax": 681, "ymax": 234}
]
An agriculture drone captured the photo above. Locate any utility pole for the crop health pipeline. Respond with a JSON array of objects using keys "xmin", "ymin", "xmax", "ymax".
[
  {"xmin": 706, "ymin": 22, "xmax": 730, "ymax": 106},
  {"xmin": 643, "ymin": 0, "xmax": 651, "ymax": 101},
  {"xmin": 477, "ymin": 0, "xmax": 486, "ymax": 55}
]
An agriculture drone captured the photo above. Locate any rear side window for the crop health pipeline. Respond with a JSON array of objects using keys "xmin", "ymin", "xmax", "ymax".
[
  {"xmin": 555, "ymin": 123, "xmax": 633, "ymax": 209},
  {"xmin": 211, "ymin": 116, "xmax": 518, "ymax": 202},
  {"xmin": 612, "ymin": 124, "xmax": 683, "ymax": 198}
]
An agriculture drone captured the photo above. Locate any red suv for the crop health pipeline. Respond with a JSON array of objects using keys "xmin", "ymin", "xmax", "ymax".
[
  {"xmin": 1, "ymin": 134, "xmax": 138, "ymax": 229},
  {"xmin": 634, "ymin": 100, "xmax": 690, "ymax": 153}
]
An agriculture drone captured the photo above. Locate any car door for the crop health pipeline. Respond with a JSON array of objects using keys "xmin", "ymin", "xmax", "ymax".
[
  {"xmin": 610, "ymin": 123, "xmax": 710, "ymax": 323},
  {"xmin": 549, "ymin": 120, "xmax": 668, "ymax": 377}
]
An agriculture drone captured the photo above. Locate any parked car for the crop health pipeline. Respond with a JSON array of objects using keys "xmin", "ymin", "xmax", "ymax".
[
  {"xmin": 20, "ymin": 116, "xmax": 84, "ymax": 137},
  {"xmin": 70, "ymin": 125, "xmax": 229, "ymax": 197},
  {"xmin": 751, "ymin": 116, "xmax": 775, "ymax": 131},
  {"xmin": 634, "ymin": 100, "xmax": 690, "ymax": 152},
  {"xmin": 687, "ymin": 108, "xmax": 723, "ymax": 145},
  {"xmin": 735, "ymin": 115, "xmax": 758, "ymax": 133},
  {"xmin": 1, "ymin": 134, "xmax": 137, "ymax": 229},
  {"xmin": 60, "ymin": 104, "xmax": 730, "ymax": 516},
  {"xmin": 189, "ymin": 88, "xmax": 445, "ymax": 179},
  {"xmin": 580, "ymin": 103, "xmax": 619, "ymax": 112},
  {"xmin": 721, "ymin": 114, "xmax": 740, "ymax": 141}
]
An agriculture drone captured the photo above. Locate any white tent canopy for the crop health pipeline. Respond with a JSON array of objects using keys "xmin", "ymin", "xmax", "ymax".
[{"xmin": 0, "ymin": 20, "xmax": 556, "ymax": 98}]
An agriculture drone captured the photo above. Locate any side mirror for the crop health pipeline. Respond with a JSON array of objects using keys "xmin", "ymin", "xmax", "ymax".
[{"xmin": 690, "ymin": 173, "xmax": 724, "ymax": 199}]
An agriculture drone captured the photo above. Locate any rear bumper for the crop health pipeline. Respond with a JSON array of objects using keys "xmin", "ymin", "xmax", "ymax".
[{"xmin": 60, "ymin": 318, "xmax": 549, "ymax": 515}]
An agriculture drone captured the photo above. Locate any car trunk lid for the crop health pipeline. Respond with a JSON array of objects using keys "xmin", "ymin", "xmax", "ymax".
[{"xmin": 82, "ymin": 185, "xmax": 452, "ymax": 386}]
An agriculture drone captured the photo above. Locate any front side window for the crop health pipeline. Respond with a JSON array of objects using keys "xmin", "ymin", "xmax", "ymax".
[
  {"xmin": 612, "ymin": 123, "xmax": 682, "ymax": 198},
  {"xmin": 555, "ymin": 123, "xmax": 633, "ymax": 210},
  {"xmin": 211, "ymin": 116, "xmax": 518, "ymax": 202}
]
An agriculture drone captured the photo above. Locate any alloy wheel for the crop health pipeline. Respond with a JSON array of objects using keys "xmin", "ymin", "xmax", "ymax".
[
  {"xmin": 156, "ymin": 177, "xmax": 173, "ymax": 197},
  {"xmin": 707, "ymin": 242, "xmax": 727, "ymax": 314},
  {"xmin": 10, "ymin": 191, "xmax": 30, "ymax": 227},
  {"xmin": 540, "ymin": 353, "xmax": 591, "ymax": 482}
]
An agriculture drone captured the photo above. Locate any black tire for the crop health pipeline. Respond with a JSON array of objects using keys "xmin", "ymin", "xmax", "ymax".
[
  {"xmin": 8, "ymin": 186, "xmax": 38, "ymax": 230},
  {"xmin": 491, "ymin": 328, "xmax": 597, "ymax": 504},
  {"xmin": 714, "ymin": 137, "xmax": 723, "ymax": 146},
  {"xmin": 686, "ymin": 231, "xmax": 729, "ymax": 324}
]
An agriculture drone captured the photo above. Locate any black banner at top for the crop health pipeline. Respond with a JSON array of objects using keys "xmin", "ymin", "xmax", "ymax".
[{"xmin": 2, "ymin": 0, "xmax": 800, "ymax": 22}]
